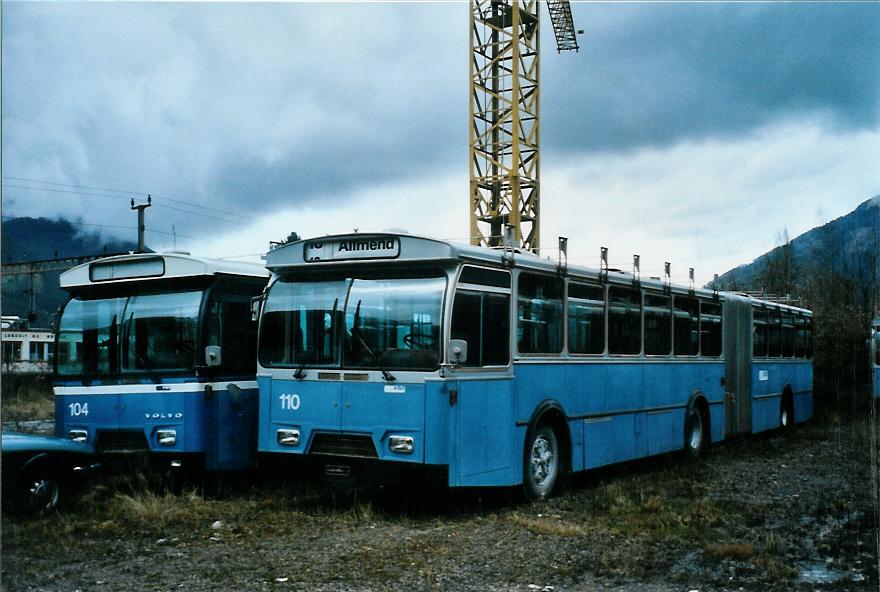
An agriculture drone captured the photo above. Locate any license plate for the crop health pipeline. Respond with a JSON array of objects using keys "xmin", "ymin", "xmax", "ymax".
[{"xmin": 324, "ymin": 464, "xmax": 351, "ymax": 478}]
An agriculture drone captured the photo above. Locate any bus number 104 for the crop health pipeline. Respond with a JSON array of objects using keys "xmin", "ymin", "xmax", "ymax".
[
  {"xmin": 69, "ymin": 402, "xmax": 89, "ymax": 416},
  {"xmin": 279, "ymin": 394, "xmax": 301, "ymax": 411}
]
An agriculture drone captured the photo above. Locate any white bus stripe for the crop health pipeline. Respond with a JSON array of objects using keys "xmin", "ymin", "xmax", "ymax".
[{"xmin": 54, "ymin": 381, "xmax": 258, "ymax": 396}]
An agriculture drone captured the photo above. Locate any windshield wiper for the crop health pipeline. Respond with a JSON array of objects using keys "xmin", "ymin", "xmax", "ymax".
[
  {"xmin": 380, "ymin": 369, "xmax": 397, "ymax": 382},
  {"xmin": 293, "ymin": 365, "xmax": 306, "ymax": 380}
]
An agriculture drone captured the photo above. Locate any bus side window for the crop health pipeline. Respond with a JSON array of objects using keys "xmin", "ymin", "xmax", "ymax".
[
  {"xmin": 781, "ymin": 313, "xmax": 795, "ymax": 357},
  {"xmin": 700, "ymin": 301, "xmax": 722, "ymax": 357},
  {"xmin": 673, "ymin": 296, "xmax": 699, "ymax": 356},
  {"xmin": 568, "ymin": 283, "xmax": 605, "ymax": 355},
  {"xmin": 608, "ymin": 286, "xmax": 641, "ymax": 355},
  {"xmin": 753, "ymin": 308, "xmax": 768, "ymax": 358},
  {"xmin": 517, "ymin": 273, "xmax": 563, "ymax": 354},
  {"xmin": 768, "ymin": 311, "xmax": 782, "ymax": 357},
  {"xmin": 450, "ymin": 290, "xmax": 510, "ymax": 367},
  {"xmin": 643, "ymin": 293, "xmax": 671, "ymax": 356}
]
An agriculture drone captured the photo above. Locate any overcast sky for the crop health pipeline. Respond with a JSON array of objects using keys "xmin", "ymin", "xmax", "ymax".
[{"xmin": 3, "ymin": 2, "xmax": 878, "ymax": 283}]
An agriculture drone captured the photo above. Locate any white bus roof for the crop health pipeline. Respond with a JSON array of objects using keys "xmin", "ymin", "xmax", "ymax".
[
  {"xmin": 265, "ymin": 232, "xmax": 811, "ymax": 315},
  {"xmin": 60, "ymin": 252, "xmax": 269, "ymax": 289}
]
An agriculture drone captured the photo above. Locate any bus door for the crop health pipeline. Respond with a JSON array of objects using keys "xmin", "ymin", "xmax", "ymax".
[
  {"xmin": 447, "ymin": 284, "xmax": 514, "ymax": 486},
  {"xmin": 202, "ymin": 295, "xmax": 261, "ymax": 471},
  {"xmin": 450, "ymin": 375, "xmax": 515, "ymax": 486},
  {"xmin": 723, "ymin": 299, "xmax": 752, "ymax": 436}
]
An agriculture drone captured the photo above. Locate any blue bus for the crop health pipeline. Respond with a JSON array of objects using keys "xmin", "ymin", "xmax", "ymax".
[
  {"xmin": 872, "ymin": 317, "xmax": 880, "ymax": 398},
  {"xmin": 255, "ymin": 233, "xmax": 812, "ymax": 498},
  {"xmin": 53, "ymin": 253, "xmax": 269, "ymax": 471}
]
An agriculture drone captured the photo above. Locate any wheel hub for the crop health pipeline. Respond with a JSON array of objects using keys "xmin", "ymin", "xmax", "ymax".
[{"xmin": 530, "ymin": 436, "xmax": 555, "ymax": 485}]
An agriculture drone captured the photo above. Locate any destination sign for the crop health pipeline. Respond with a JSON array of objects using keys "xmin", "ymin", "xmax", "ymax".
[{"xmin": 303, "ymin": 237, "xmax": 401, "ymax": 262}]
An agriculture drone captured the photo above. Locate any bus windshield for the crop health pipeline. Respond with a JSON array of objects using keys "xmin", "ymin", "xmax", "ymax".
[
  {"xmin": 260, "ymin": 276, "xmax": 446, "ymax": 371},
  {"xmin": 121, "ymin": 291, "xmax": 202, "ymax": 373},
  {"xmin": 56, "ymin": 291, "xmax": 203, "ymax": 376},
  {"xmin": 57, "ymin": 297, "xmax": 126, "ymax": 376}
]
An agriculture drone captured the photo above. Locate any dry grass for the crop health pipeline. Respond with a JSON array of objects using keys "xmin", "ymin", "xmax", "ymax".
[
  {"xmin": 704, "ymin": 542, "xmax": 758, "ymax": 561},
  {"xmin": 509, "ymin": 512, "xmax": 586, "ymax": 537}
]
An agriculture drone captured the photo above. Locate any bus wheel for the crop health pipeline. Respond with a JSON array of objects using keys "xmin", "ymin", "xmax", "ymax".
[
  {"xmin": 524, "ymin": 424, "xmax": 559, "ymax": 500},
  {"xmin": 685, "ymin": 406, "xmax": 706, "ymax": 459},
  {"xmin": 780, "ymin": 397, "xmax": 793, "ymax": 430}
]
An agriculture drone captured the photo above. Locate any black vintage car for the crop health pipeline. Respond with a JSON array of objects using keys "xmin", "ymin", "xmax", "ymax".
[{"xmin": 1, "ymin": 432, "xmax": 100, "ymax": 515}]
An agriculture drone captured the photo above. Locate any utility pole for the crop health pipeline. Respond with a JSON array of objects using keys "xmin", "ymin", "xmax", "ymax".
[{"xmin": 130, "ymin": 194, "xmax": 152, "ymax": 253}]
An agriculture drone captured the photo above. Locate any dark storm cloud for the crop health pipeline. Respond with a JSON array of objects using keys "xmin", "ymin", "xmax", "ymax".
[
  {"xmin": 542, "ymin": 3, "xmax": 880, "ymax": 154},
  {"xmin": 3, "ymin": 2, "xmax": 877, "ymax": 242}
]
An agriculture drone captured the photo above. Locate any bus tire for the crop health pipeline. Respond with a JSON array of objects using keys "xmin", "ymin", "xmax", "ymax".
[
  {"xmin": 523, "ymin": 423, "xmax": 560, "ymax": 500},
  {"xmin": 684, "ymin": 404, "xmax": 707, "ymax": 460},
  {"xmin": 780, "ymin": 393, "xmax": 794, "ymax": 430}
]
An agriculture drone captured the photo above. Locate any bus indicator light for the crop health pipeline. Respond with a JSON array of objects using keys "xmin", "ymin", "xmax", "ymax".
[
  {"xmin": 277, "ymin": 429, "xmax": 300, "ymax": 447},
  {"xmin": 389, "ymin": 436, "xmax": 414, "ymax": 455}
]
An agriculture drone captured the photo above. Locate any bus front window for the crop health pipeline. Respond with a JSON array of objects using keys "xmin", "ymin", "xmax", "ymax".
[
  {"xmin": 344, "ymin": 277, "xmax": 445, "ymax": 371},
  {"xmin": 259, "ymin": 276, "xmax": 445, "ymax": 371},
  {"xmin": 259, "ymin": 280, "xmax": 349, "ymax": 367},
  {"xmin": 57, "ymin": 297, "xmax": 126, "ymax": 376},
  {"xmin": 121, "ymin": 291, "xmax": 202, "ymax": 373}
]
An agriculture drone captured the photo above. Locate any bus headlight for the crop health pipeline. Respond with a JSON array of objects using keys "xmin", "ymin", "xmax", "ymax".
[
  {"xmin": 156, "ymin": 429, "xmax": 177, "ymax": 446},
  {"xmin": 389, "ymin": 436, "xmax": 414, "ymax": 455},
  {"xmin": 68, "ymin": 429, "xmax": 88, "ymax": 442},
  {"xmin": 277, "ymin": 429, "xmax": 300, "ymax": 447}
]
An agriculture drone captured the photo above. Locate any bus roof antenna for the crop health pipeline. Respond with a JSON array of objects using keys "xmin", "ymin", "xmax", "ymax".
[
  {"xmin": 558, "ymin": 236, "xmax": 568, "ymax": 273},
  {"xmin": 689, "ymin": 268, "xmax": 695, "ymax": 295},
  {"xmin": 632, "ymin": 254, "xmax": 640, "ymax": 287},
  {"xmin": 600, "ymin": 246, "xmax": 608, "ymax": 281},
  {"xmin": 664, "ymin": 262, "xmax": 671, "ymax": 294}
]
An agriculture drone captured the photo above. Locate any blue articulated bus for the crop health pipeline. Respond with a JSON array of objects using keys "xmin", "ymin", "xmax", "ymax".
[
  {"xmin": 256, "ymin": 233, "xmax": 813, "ymax": 498},
  {"xmin": 54, "ymin": 253, "xmax": 269, "ymax": 471},
  {"xmin": 871, "ymin": 317, "xmax": 880, "ymax": 398}
]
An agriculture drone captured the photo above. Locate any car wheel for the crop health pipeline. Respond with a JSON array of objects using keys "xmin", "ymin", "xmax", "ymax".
[
  {"xmin": 685, "ymin": 406, "xmax": 706, "ymax": 459},
  {"xmin": 523, "ymin": 424, "xmax": 559, "ymax": 500},
  {"xmin": 21, "ymin": 468, "xmax": 61, "ymax": 516}
]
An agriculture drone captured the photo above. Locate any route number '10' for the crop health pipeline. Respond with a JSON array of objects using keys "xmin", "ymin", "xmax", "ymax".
[
  {"xmin": 279, "ymin": 393, "xmax": 301, "ymax": 411},
  {"xmin": 69, "ymin": 402, "xmax": 89, "ymax": 416}
]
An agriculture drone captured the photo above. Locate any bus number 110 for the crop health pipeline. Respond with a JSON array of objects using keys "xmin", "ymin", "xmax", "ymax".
[{"xmin": 279, "ymin": 394, "xmax": 301, "ymax": 411}]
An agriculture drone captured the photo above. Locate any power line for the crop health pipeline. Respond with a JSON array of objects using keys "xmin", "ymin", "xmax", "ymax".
[
  {"xmin": 2, "ymin": 183, "xmax": 247, "ymax": 226},
  {"xmin": 1, "ymin": 175, "xmax": 257, "ymax": 221},
  {"xmin": 1, "ymin": 214, "xmax": 209, "ymax": 242}
]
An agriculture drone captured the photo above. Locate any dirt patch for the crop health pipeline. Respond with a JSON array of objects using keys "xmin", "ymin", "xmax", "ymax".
[{"xmin": 2, "ymin": 416, "xmax": 877, "ymax": 591}]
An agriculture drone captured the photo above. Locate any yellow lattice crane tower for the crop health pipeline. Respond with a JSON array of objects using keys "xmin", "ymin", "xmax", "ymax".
[{"xmin": 469, "ymin": 0, "xmax": 579, "ymax": 253}]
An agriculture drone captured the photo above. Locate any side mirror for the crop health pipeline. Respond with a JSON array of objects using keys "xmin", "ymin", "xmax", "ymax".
[
  {"xmin": 205, "ymin": 345, "xmax": 222, "ymax": 367},
  {"xmin": 250, "ymin": 296, "xmax": 262, "ymax": 321},
  {"xmin": 448, "ymin": 339, "xmax": 468, "ymax": 366}
]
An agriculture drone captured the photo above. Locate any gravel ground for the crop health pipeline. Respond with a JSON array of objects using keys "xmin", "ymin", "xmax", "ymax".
[{"xmin": 2, "ymin": 415, "xmax": 877, "ymax": 592}]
